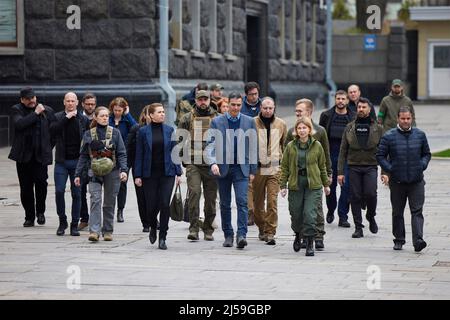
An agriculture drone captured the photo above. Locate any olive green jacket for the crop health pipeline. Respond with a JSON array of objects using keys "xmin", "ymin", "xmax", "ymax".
[
  {"xmin": 286, "ymin": 121, "xmax": 332, "ymax": 177},
  {"xmin": 280, "ymin": 137, "xmax": 330, "ymax": 191},
  {"xmin": 378, "ymin": 92, "xmax": 415, "ymax": 133},
  {"xmin": 337, "ymin": 118, "xmax": 383, "ymax": 175}
]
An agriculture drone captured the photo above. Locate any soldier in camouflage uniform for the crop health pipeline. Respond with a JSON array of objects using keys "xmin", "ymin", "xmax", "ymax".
[
  {"xmin": 175, "ymin": 83, "xmax": 209, "ymax": 126},
  {"xmin": 177, "ymin": 90, "xmax": 219, "ymax": 241}
]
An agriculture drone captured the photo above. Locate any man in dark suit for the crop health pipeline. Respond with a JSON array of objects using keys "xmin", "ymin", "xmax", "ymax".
[
  {"xmin": 206, "ymin": 92, "xmax": 258, "ymax": 249},
  {"xmin": 8, "ymin": 87, "xmax": 56, "ymax": 227}
]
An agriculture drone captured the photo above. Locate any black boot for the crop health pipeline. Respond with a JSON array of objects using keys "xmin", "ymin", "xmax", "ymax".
[
  {"xmin": 293, "ymin": 233, "xmax": 301, "ymax": 252},
  {"xmin": 70, "ymin": 223, "xmax": 80, "ymax": 236},
  {"xmin": 56, "ymin": 219, "xmax": 68, "ymax": 236},
  {"xmin": 117, "ymin": 209, "xmax": 124, "ymax": 223},
  {"xmin": 149, "ymin": 228, "xmax": 157, "ymax": 244},
  {"xmin": 300, "ymin": 238, "xmax": 307, "ymax": 249},
  {"xmin": 158, "ymin": 233, "xmax": 167, "ymax": 250},
  {"xmin": 352, "ymin": 228, "xmax": 364, "ymax": 238},
  {"xmin": 305, "ymin": 236, "xmax": 315, "ymax": 256}
]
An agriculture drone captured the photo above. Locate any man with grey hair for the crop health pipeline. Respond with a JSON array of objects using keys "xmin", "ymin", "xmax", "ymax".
[{"xmin": 252, "ymin": 97, "xmax": 287, "ymax": 245}]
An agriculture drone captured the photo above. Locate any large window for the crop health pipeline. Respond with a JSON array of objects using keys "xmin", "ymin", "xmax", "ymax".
[{"xmin": 0, "ymin": 0, "xmax": 24, "ymax": 55}]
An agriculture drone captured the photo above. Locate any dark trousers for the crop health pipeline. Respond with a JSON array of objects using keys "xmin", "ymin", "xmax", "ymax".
[
  {"xmin": 326, "ymin": 145, "xmax": 350, "ymax": 221},
  {"xmin": 16, "ymin": 159, "xmax": 48, "ymax": 221},
  {"xmin": 390, "ymin": 180, "xmax": 425, "ymax": 246},
  {"xmin": 80, "ymin": 180, "xmax": 89, "ymax": 223},
  {"xmin": 117, "ymin": 180, "xmax": 127, "ymax": 211},
  {"xmin": 54, "ymin": 160, "xmax": 81, "ymax": 224},
  {"xmin": 143, "ymin": 176, "xmax": 175, "ymax": 240},
  {"xmin": 132, "ymin": 172, "xmax": 148, "ymax": 228},
  {"xmin": 348, "ymin": 165, "xmax": 378, "ymax": 229}
]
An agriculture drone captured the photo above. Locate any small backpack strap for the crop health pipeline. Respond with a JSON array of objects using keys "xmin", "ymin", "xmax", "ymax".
[{"xmin": 89, "ymin": 127, "xmax": 98, "ymax": 160}]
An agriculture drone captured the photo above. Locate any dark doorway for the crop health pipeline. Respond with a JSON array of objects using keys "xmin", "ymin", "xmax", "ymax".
[
  {"xmin": 245, "ymin": 14, "xmax": 268, "ymax": 96},
  {"xmin": 406, "ymin": 30, "xmax": 418, "ymax": 101}
]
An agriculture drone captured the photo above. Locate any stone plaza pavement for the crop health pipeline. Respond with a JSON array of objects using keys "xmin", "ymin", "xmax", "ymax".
[{"xmin": 0, "ymin": 104, "xmax": 449, "ymax": 300}]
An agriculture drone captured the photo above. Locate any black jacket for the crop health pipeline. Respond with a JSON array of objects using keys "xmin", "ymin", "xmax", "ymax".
[
  {"xmin": 126, "ymin": 124, "xmax": 144, "ymax": 173},
  {"xmin": 376, "ymin": 127, "xmax": 431, "ymax": 184},
  {"xmin": 50, "ymin": 111, "xmax": 90, "ymax": 164},
  {"xmin": 8, "ymin": 103, "xmax": 56, "ymax": 165},
  {"xmin": 319, "ymin": 106, "xmax": 356, "ymax": 139}
]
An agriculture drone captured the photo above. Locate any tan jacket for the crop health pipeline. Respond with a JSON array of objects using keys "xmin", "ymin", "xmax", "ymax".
[{"xmin": 254, "ymin": 115, "xmax": 287, "ymax": 176}]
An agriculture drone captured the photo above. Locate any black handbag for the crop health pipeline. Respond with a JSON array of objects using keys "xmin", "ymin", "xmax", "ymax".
[{"xmin": 170, "ymin": 184, "xmax": 183, "ymax": 222}]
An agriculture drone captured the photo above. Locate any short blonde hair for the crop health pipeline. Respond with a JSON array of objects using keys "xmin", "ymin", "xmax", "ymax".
[
  {"xmin": 294, "ymin": 116, "xmax": 313, "ymax": 138},
  {"xmin": 295, "ymin": 98, "xmax": 314, "ymax": 113}
]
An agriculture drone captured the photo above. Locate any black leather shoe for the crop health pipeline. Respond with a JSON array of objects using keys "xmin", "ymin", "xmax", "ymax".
[
  {"xmin": 236, "ymin": 236, "xmax": 247, "ymax": 249},
  {"xmin": 414, "ymin": 239, "xmax": 427, "ymax": 252},
  {"xmin": 223, "ymin": 237, "xmax": 233, "ymax": 247},
  {"xmin": 367, "ymin": 214, "xmax": 378, "ymax": 234},
  {"xmin": 70, "ymin": 223, "xmax": 80, "ymax": 236},
  {"xmin": 117, "ymin": 210, "xmax": 124, "ymax": 223},
  {"xmin": 149, "ymin": 228, "xmax": 157, "ymax": 244},
  {"xmin": 338, "ymin": 220, "xmax": 351, "ymax": 228},
  {"xmin": 315, "ymin": 240, "xmax": 324, "ymax": 251},
  {"xmin": 36, "ymin": 214, "xmax": 45, "ymax": 225},
  {"xmin": 142, "ymin": 227, "xmax": 150, "ymax": 233},
  {"xmin": 23, "ymin": 220, "xmax": 34, "ymax": 227},
  {"xmin": 326, "ymin": 211, "xmax": 334, "ymax": 224},
  {"xmin": 158, "ymin": 239, "xmax": 167, "ymax": 250},
  {"xmin": 393, "ymin": 242, "xmax": 403, "ymax": 250},
  {"xmin": 293, "ymin": 233, "xmax": 301, "ymax": 252},
  {"xmin": 56, "ymin": 220, "xmax": 68, "ymax": 236},
  {"xmin": 352, "ymin": 228, "xmax": 364, "ymax": 238}
]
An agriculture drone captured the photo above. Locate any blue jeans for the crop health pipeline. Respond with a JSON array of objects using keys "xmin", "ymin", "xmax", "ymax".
[
  {"xmin": 54, "ymin": 160, "xmax": 81, "ymax": 224},
  {"xmin": 326, "ymin": 145, "xmax": 350, "ymax": 221},
  {"xmin": 217, "ymin": 165, "xmax": 249, "ymax": 239}
]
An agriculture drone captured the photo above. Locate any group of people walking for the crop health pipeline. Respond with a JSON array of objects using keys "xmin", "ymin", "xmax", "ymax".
[{"xmin": 9, "ymin": 79, "xmax": 431, "ymax": 255}]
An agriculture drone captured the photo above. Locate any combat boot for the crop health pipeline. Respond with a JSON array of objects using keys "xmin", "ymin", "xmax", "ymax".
[{"xmin": 305, "ymin": 236, "xmax": 315, "ymax": 256}]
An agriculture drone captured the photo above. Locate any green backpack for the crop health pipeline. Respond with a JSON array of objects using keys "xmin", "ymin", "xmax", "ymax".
[{"xmin": 89, "ymin": 126, "xmax": 116, "ymax": 177}]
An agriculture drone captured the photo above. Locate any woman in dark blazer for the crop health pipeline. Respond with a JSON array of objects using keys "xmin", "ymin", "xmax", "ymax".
[{"xmin": 134, "ymin": 103, "xmax": 182, "ymax": 250}]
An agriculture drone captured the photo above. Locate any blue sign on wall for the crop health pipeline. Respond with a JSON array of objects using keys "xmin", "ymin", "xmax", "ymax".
[{"xmin": 364, "ymin": 35, "xmax": 377, "ymax": 51}]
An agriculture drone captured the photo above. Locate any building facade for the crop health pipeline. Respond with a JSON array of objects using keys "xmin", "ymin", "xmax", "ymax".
[
  {"xmin": 410, "ymin": 0, "xmax": 450, "ymax": 100},
  {"xmin": 0, "ymin": 0, "xmax": 328, "ymax": 147}
]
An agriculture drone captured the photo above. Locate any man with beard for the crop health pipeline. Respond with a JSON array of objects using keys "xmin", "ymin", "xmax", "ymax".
[
  {"xmin": 177, "ymin": 90, "xmax": 219, "ymax": 241},
  {"xmin": 319, "ymin": 90, "xmax": 355, "ymax": 228},
  {"xmin": 241, "ymin": 82, "xmax": 262, "ymax": 226},
  {"xmin": 9, "ymin": 87, "xmax": 56, "ymax": 227},
  {"xmin": 337, "ymin": 98, "xmax": 385, "ymax": 238},
  {"xmin": 378, "ymin": 79, "xmax": 415, "ymax": 133}
]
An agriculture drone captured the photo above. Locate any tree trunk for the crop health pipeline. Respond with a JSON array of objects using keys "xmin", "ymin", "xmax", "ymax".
[{"xmin": 356, "ymin": 0, "xmax": 387, "ymax": 32}]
